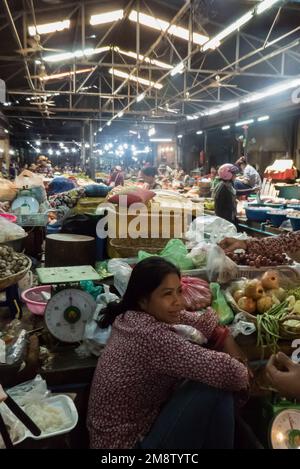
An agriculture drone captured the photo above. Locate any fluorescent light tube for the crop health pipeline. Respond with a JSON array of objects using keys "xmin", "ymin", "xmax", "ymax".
[
  {"xmin": 114, "ymin": 47, "xmax": 172, "ymax": 70},
  {"xmin": 40, "ymin": 68, "xmax": 93, "ymax": 81},
  {"xmin": 177, "ymin": 134, "xmax": 183, "ymax": 138},
  {"xmin": 117, "ymin": 111, "xmax": 124, "ymax": 118},
  {"xmin": 28, "ymin": 19, "xmax": 70, "ymax": 36},
  {"xmin": 109, "ymin": 68, "xmax": 163, "ymax": 90},
  {"xmin": 256, "ymin": 0, "xmax": 282, "ymax": 15},
  {"xmin": 129, "ymin": 10, "xmax": 208, "ymax": 46},
  {"xmin": 90, "ymin": 9, "xmax": 124, "ymax": 26},
  {"xmin": 222, "ymin": 125, "xmax": 231, "ymax": 130},
  {"xmin": 235, "ymin": 119, "xmax": 254, "ymax": 126},
  {"xmin": 257, "ymin": 115, "xmax": 270, "ymax": 121},
  {"xmin": 202, "ymin": 12, "xmax": 253, "ymax": 51},
  {"xmin": 171, "ymin": 62, "xmax": 185, "ymax": 76},
  {"xmin": 196, "ymin": 131, "xmax": 203, "ymax": 135},
  {"xmin": 44, "ymin": 46, "xmax": 109, "ymax": 63},
  {"xmin": 150, "ymin": 138, "xmax": 172, "ymax": 142},
  {"xmin": 136, "ymin": 92, "xmax": 145, "ymax": 102}
]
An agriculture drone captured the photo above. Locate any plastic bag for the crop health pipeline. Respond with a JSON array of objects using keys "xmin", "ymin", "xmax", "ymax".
[
  {"xmin": 206, "ymin": 244, "xmax": 239, "ymax": 284},
  {"xmin": 186, "ymin": 241, "xmax": 210, "ymax": 268},
  {"xmin": 82, "ymin": 286, "xmax": 119, "ymax": 355},
  {"xmin": 138, "ymin": 239, "xmax": 195, "ymax": 271},
  {"xmin": 0, "ymin": 178, "xmax": 18, "ymax": 201},
  {"xmin": 6, "ymin": 375, "xmax": 49, "ymax": 405},
  {"xmin": 80, "ymin": 280, "xmax": 102, "ymax": 300},
  {"xmin": 185, "ymin": 215, "xmax": 246, "ymax": 246},
  {"xmin": 172, "ymin": 325, "xmax": 208, "ymax": 345},
  {"xmin": 210, "ymin": 283, "xmax": 234, "ymax": 325},
  {"xmin": 15, "ymin": 170, "xmax": 44, "ymax": 190},
  {"xmin": 229, "ymin": 313, "xmax": 256, "ymax": 338},
  {"xmin": 0, "ymin": 217, "xmax": 26, "ymax": 242},
  {"xmin": 107, "ymin": 259, "xmax": 132, "ymax": 295},
  {"xmin": 181, "ymin": 277, "xmax": 212, "ymax": 310}
]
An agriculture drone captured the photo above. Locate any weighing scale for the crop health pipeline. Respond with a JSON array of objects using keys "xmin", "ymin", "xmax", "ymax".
[
  {"xmin": 261, "ymin": 395, "xmax": 300, "ymax": 449},
  {"xmin": 36, "ymin": 266, "xmax": 100, "ymax": 344}
]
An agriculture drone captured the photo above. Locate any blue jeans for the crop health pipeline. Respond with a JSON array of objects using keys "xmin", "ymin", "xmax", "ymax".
[
  {"xmin": 234, "ymin": 180, "xmax": 255, "ymax": 197},
  {"xmin": 139, "ymin": 381, "xmax": 235, "ymax": 449}
]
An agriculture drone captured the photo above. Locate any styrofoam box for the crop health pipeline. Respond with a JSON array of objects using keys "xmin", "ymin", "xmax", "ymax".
[{"xmin": 13, "ymin": 395, "xmax": 78, "ymax": 445}]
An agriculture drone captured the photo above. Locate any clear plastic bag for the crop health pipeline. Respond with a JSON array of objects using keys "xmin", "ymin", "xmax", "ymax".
[
  {"xmin": 107, "ymin": 259, "xmax": 132, "ymax": 295},
  {"xmin": 186, "ymin": 241, "xmax": 210, "ymax": 268},
  {"xmin": 81, "ymin": 286, "xmax": 119, "ymax": 355},
  {"xmin": 172, "ymin": 325, "xmax": 208, "ymax": 345},
  {"xmin": 229, "ymin": 313, "xmax": 256, "ymax": 338},
  {"xmin": 6, "ymin": 375, "xmax": 49, "ymax": 405},
  {"xmin": 0, "ymin": 217, "xmax": 26, "ymax": 242},
  {"xmin": 206, "ymin": 244, "xmax": 239, "ymax": 284},
  {"xmin": 185, "ymin": 215, "xmax": 247, "ymax": 247}
]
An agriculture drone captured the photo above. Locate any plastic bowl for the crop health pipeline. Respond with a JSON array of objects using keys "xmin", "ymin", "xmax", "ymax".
[
  {"xmin": 245, "ymin": 207, "xmax": 270, "ymax": 222},
  {"xmin": 267, "ymin": 211, "xmax": 287, "ymax": 228},
  {"xmin": 0, "ymin": 213, "xmax": 17, "ymax": 223},
  {"xmin": 288, "ymin": 216, "xmax": 300, "ymax": 231},
  {"xmin": 21, "ymin": 285, "xmax": 51, "ymax": 315}
]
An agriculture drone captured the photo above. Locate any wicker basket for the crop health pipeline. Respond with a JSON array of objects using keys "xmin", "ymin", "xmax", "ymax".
[
  {"xmin": 225, "ymin": 278, "xmax": 300, "ymax": 339},
  {"xmin": 0, "ymin": 256, "xmax": 32, "ymax": 290},
  {"xmin": 109, "ymin": 237, "xmax": 170, "ymax": 258},
  {"xmin": 233, "ymin": 264, "xmax": 300, "ymax": 281}
]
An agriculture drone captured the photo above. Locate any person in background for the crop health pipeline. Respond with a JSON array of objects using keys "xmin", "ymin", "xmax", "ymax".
[
  {"xmin": 234, "ymin": 156, "xmax": 262, "ymax": 196},
  {"xmin": 141, "ymin": 166, "xmax": 162, "ymax": 190},
  {"xmin": 87, "ymin": 257, "xmax": 249, "ymax": 449},
  {"xmin": 108, "ymin": 165, "xmax": 124, "ymax": 187},
  {"xmin": 213, "ymin": 164, "xmax": 239, "ymax": 225},
  {"xmin": 9, "ymin": 162, "xmax": 16, "ymax": 180}
]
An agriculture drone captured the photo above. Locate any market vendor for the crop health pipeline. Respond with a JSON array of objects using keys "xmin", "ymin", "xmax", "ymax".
[
  {"xmin": 213, "ymin": 164, "xmax": 239, "ymax": 225},
  {"xmin": 140, "ymin": 166, "xmax": 162, "ymax": 190},
  {"xmin": 108, "ymin": 165, "xmax": 124, "ymax": 187},
  {"xmin": 234, "ymin": 156, "xmax": 262, "ymax": 196},
  {"xmin": 87, "ymin": 257, "xmax": 250, "ymax": 449}
]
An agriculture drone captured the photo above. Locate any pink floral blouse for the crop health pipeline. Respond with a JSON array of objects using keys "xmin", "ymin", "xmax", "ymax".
[{"xmin": 87, "ymin": 308, "xmax": 248, "ymax": 449}]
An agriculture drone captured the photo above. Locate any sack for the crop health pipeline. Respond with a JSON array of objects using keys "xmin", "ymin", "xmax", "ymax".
[
  {"xmin": 0, "ymin": 178, "xmax": 18, "ymax": 201},
  {"xmin": 210, "ymin": 282, "xmax": 234, "ymax": 325},
  {"xmin": 15, "ymin": 171, "xmax": 46, "ymax": 203}
]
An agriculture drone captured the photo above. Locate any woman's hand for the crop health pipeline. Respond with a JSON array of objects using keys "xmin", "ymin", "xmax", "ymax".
[
  {"xmin": 265, "ymin": 352, "xmax": 300, "ymax": 400},
  {"xmin": 222, "ymin": 335, "xmax": 253, "ymax": 380},
  {"xmin": 218, "ymin": 237, "xmax": 247, "ymax": 253}
]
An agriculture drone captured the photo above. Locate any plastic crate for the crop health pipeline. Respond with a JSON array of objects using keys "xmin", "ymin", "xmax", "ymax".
[{"xmin": 17, "ymin": 213, "xmax": 48, "ymax": 226}]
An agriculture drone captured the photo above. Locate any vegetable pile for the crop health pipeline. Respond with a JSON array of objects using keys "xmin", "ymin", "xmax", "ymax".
[
  {"xmin": 0, "ymin": 246, "xmax": 30, "ymax": 278},
  {"xmin": 227, "ymin": 251, "xmax": 291, "ymax": 267}
]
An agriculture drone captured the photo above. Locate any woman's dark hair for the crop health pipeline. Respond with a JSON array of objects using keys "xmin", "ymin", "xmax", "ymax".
[
  {"xmin": 141, "ymin": 166, "xmax": 157, "ymax": 178},
  {"xmin": 98, "ymin": 257, "xmax": 180, "ymax": 328}
]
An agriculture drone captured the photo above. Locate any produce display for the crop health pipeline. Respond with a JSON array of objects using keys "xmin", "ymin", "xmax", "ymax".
[
  {"xmin": 0, "ymin": 245, "xmax": 30, "ymax": 278},
  {"xmin": 181, "ymin": 277, "xmax": 212, "ymax": 311},
  {"xmin": 227, "ymin": 250, "xmax": 291, "ymax": 267}
]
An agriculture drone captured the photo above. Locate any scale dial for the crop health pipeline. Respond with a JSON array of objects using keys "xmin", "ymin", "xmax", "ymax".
[
  {"xmin": 44, "ymin": 288, "xmax": 96, "ymax": 343},
  {"xmin": 270, "ymin": 409, "xmax": 300, "ymax": 449}
]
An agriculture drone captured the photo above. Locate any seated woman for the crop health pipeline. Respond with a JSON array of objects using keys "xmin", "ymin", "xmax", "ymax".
[
  {"xmin": 87, "ymin": 257, "xmax": 249, "ymax": 449},
  {"xmin": 234, "ymin": 157, "xmax": 262, "ymax": 197}
]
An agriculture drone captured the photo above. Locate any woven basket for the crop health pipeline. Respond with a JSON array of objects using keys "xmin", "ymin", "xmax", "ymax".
[
  {"xmin": 109, "ymin": 237, "xmax": 170, "ymax": 258},
  {"xmin": 225, "ymin": 278, "xmax": 300, "ymax": 339},
  {"xmin": 0, "ymin": 256, "xmax": 32, "ymax": 290}
]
